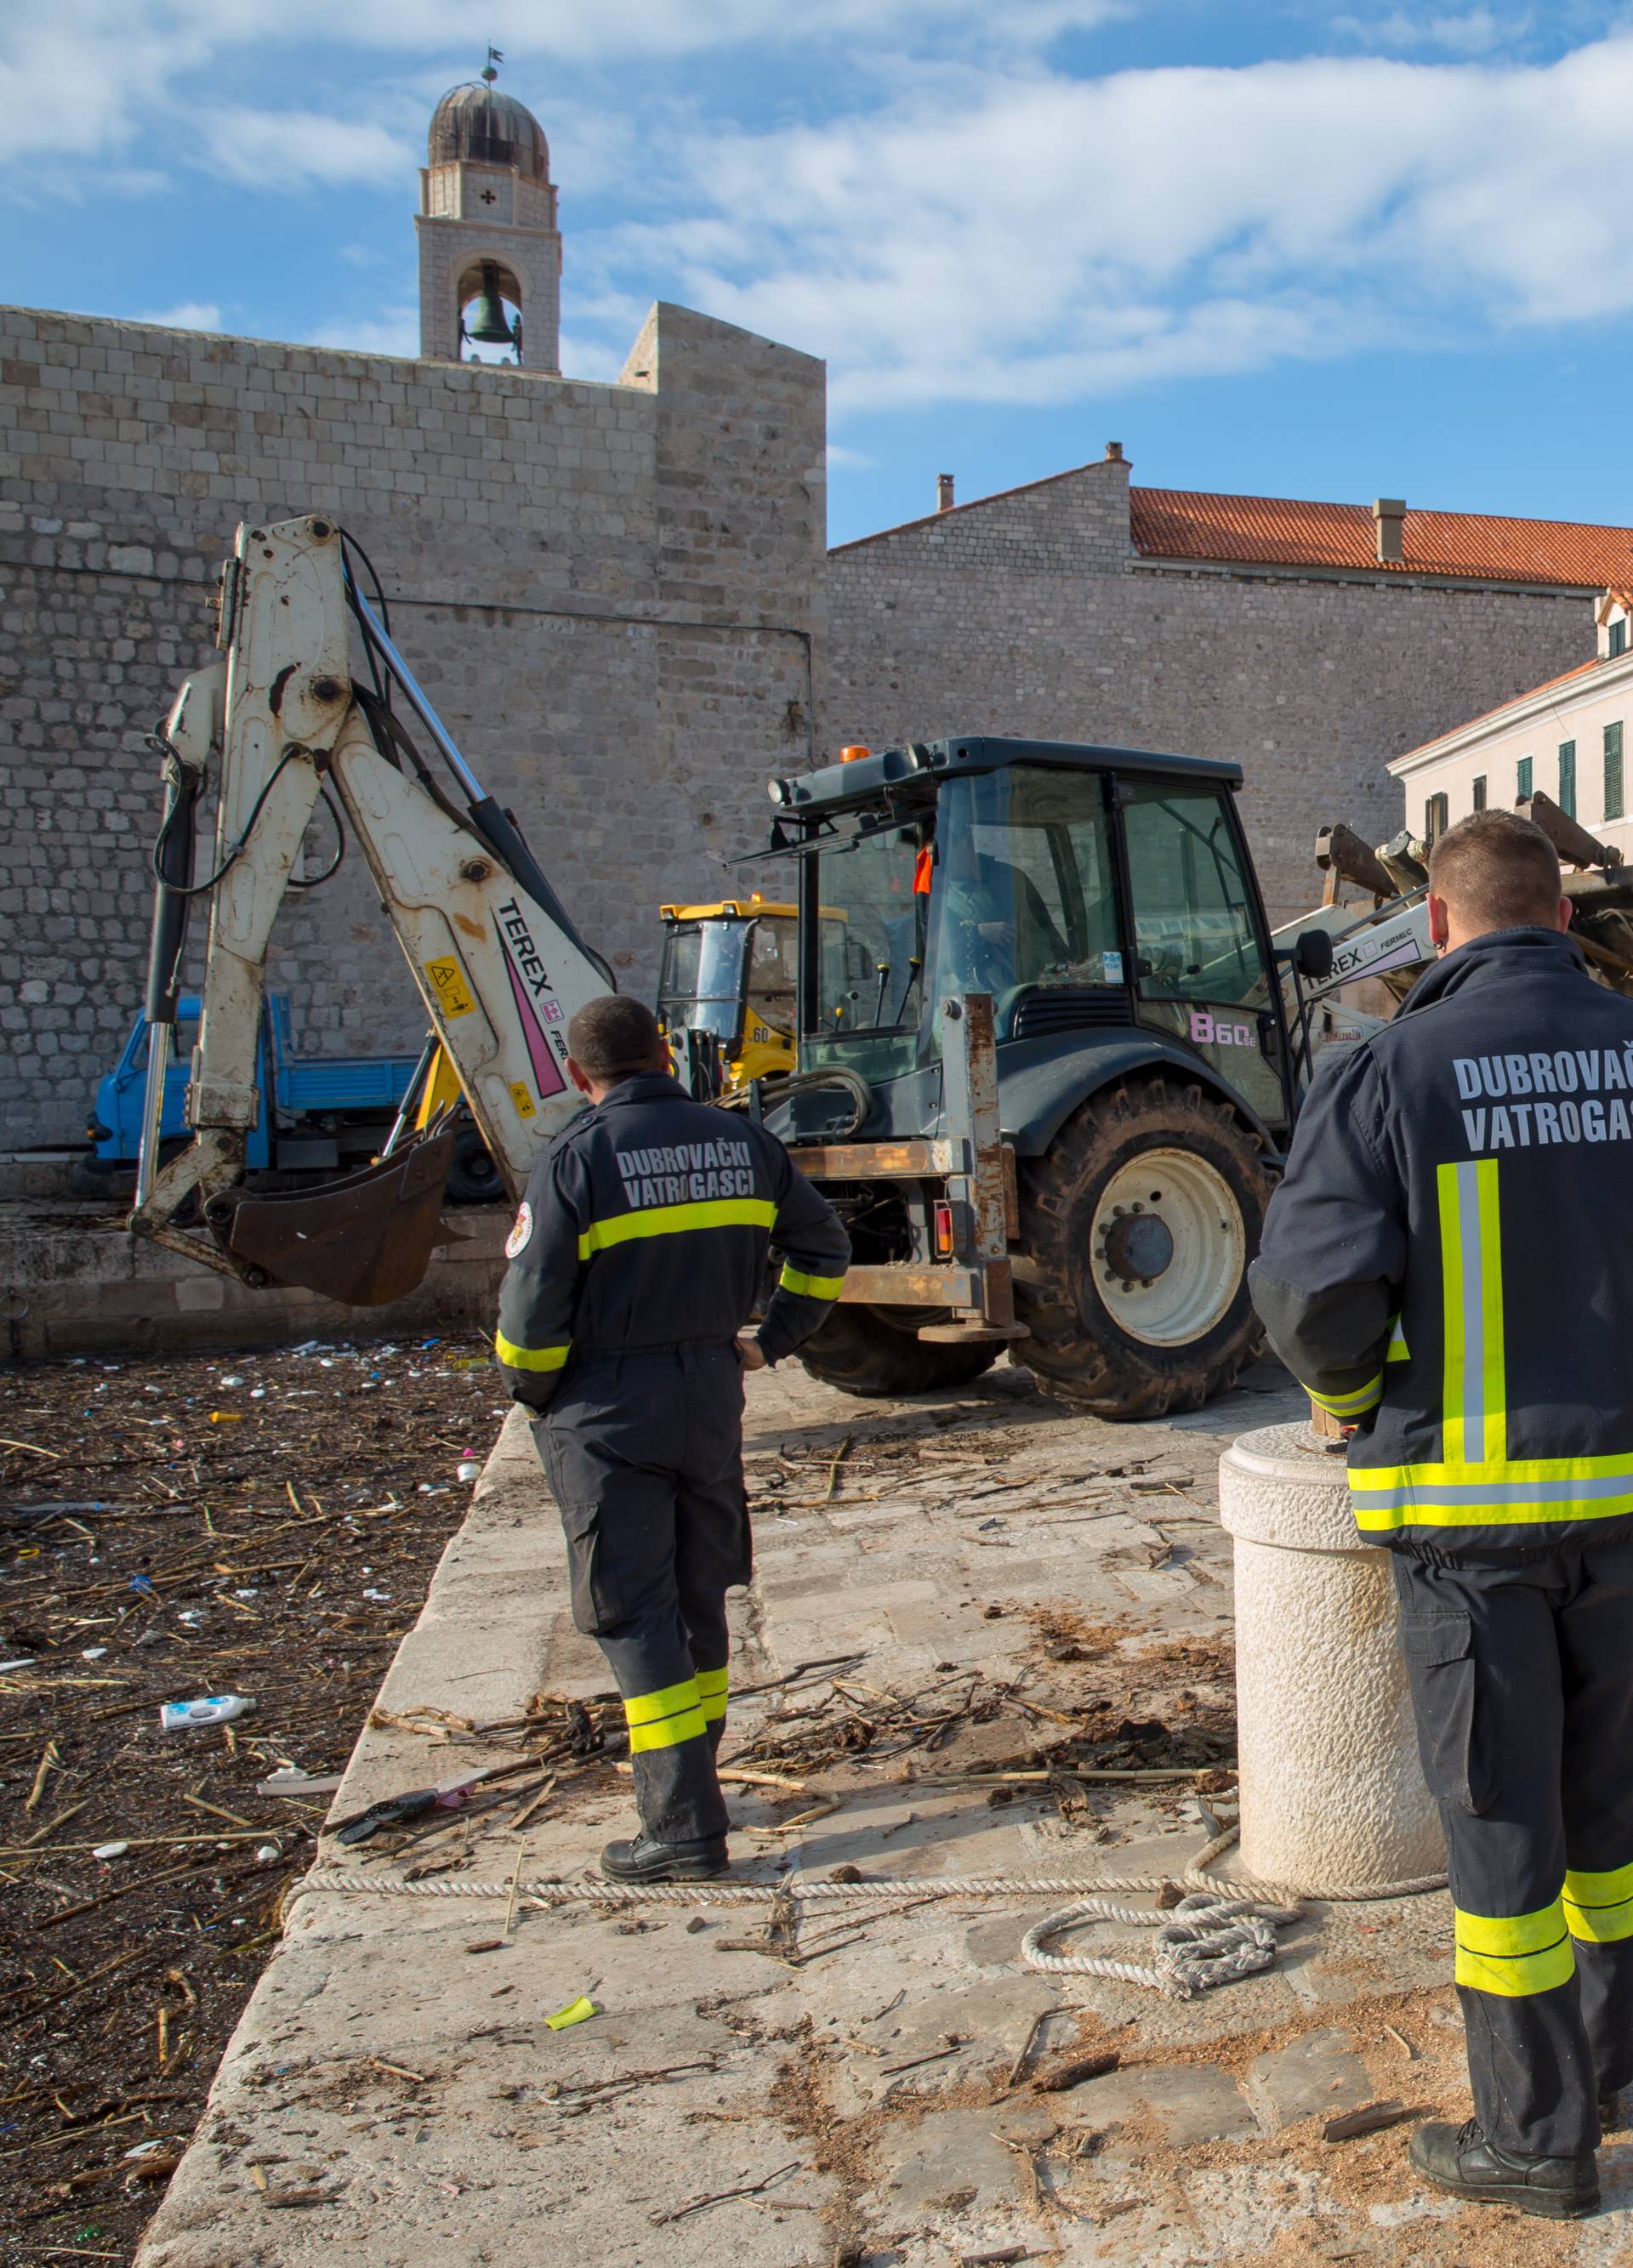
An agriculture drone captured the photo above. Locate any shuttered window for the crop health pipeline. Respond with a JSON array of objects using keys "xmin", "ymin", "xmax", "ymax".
[
  {"xmin": 1516, "ymin": 756, "xmax": 1533, "ymax": 802},
  {"xmin": 1559, "ymin": 741, "xmax": 1576, "ymax": 819},
  {"xmin": 1472, "ymin": 775, "xmax": 1488, "ymax": 812},
  {"xmin": 1607, "ymin": 723, "xmax": 1624, "ymax": 823},
  {"xmin": 1425, "ymin": 792, "xmax": 1449, "ymax": 841}
]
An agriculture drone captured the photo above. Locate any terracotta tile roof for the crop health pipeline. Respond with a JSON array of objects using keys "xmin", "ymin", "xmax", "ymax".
[
  {"xmin": 1395, "ymin": 655, "xmax": 1609, "ymax": 764},
  {"xmin": 1131, "ymin": 487, "xmax": 1633, "ymax": 588}
]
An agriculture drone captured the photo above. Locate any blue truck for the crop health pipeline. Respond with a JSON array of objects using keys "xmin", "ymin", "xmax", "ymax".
[{"xmin": 83, "ymin": 993, "xmax": 500, "ymax": 1202}]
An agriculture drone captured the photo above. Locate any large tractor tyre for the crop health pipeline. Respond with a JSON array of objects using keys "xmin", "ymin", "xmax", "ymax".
[
  {"xmin": 1014, "ymin": 1074, "xmax": 1272, "ymax": 1420},
  {"xmin": 798, "ymin": 1304, "xmax": 999, "ymax": 1399}
]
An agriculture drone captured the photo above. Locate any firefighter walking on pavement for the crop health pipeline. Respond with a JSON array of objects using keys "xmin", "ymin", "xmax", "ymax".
[
  {"xmin": 494, "ymin": 994, "xmax": 850, "ymax": 1884},
  {"xmin": 1252, "ymin": 809, "xmax": 1633, "ymax": 2221}
]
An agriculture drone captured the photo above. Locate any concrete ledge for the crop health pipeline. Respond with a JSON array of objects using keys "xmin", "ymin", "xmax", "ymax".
[{"xmin": 0, "ymin": 1201, "xmax": 509, "ymax": 1357}]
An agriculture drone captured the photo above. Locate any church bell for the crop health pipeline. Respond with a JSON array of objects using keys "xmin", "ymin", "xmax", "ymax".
[{"xmin": 462, "ymin": 264, "xmax": 518, "ymax": 349}]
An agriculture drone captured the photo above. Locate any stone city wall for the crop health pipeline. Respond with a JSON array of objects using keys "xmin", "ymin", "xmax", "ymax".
[
  {"xmin": 828, "ymin": 458, "xmax": 1594, "ymax": 928},
  {"xmin": 0, "ymin": 302, "xmax": 824, "ymax": 1146}
]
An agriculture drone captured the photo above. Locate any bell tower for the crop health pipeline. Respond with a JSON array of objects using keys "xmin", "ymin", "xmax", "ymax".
[{"xmin": 416, "ymin": 58, "xmax": 561, "ymax": 372}]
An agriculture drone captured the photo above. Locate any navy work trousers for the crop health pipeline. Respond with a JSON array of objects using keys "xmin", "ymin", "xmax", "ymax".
[
  {"xmin": 539, "ymin": 1344, "xmax": 751, "ymax": 1845},
  {"xmin": 1394, "ymin": 1538, "xmax": 1633, "ymax": 2157}
]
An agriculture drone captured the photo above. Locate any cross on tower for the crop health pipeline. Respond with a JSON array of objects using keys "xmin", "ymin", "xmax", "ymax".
[{"xmin": 480, "ymin": 188, "xmax": 497, "ymax": 204}]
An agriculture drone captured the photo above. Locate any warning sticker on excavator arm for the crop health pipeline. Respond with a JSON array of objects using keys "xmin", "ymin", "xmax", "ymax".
[
  {"xmin": 509, "ymin": 1081, "xmax": 537, "ymax": 1120},
  {"xmin": 423, "ymin": 956, "xmax": 475, "ymax": 1019}
]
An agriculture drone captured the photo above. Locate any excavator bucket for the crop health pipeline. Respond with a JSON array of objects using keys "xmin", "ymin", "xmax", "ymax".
[{"xmin": 213, "ymin": 1123, "xmax": 462, "ymax": 1307}]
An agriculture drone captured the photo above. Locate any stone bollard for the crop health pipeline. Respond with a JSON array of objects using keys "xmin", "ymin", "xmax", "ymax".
[{"xmin": 1218, "ymin": 1421, "xmax": 1443, "ymax": 1892}]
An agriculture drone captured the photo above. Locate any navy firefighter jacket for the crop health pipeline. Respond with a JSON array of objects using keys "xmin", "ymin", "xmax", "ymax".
[
  {"xmin": 494, "ymin": 1071, "xmax": 851, "ymax": 1415},
  {"xmin": 1250, "ymin": 926, "xmax": 1633, "ymax": 1555}
]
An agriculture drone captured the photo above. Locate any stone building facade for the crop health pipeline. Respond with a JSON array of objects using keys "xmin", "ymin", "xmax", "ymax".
[
  {"xmin": 829, "ymin": 453, "xmax": 1633, "ymax": 929},
  {"xmin": 0, "ymin": 298, "xmax": 825, "ymax": 1146}
]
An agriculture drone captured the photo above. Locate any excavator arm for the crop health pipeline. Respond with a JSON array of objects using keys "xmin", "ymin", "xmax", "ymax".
[{"xmin": 129, "ymin": 514, "xmax": 610, "ymax": 1305}]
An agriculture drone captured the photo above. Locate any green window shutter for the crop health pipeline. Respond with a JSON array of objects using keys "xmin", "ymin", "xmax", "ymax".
[
  {"xmin": 1516, "ymin": 755, "xmax": 1533, "ymax": 801},
  {"xmin": 1612, "ymin": 621, "xmax": 1628, "ymax": 657},
  {"xmin": 1472, "ymin": 775, "xmax": 1488, "ymax": 812},
  {"xmin": 1607, "ymin": 723, "xmax": 1624, "ymax": 823},
  {"xmin": 1559, "ymin": 741, "xmax": 1576, "ymax": 819},
  {"xmin": 1425, "ymin": 792, "xmax": 1448, "ymax": 840}
]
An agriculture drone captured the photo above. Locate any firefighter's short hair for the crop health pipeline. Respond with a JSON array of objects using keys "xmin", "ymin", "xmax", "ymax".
[
  {"xmin": 566, "ymin": 995, "xmax": 667, "ymax": 1080},
  {"xmin": 1427, "ymin": 809, "xmax": 1562, "ymax": 933}
]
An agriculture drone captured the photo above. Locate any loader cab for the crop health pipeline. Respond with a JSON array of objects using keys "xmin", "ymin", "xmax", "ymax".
[
  {"xmin": 657, "ymin": 899, "xmax": 800, "ymax": 1089},
  {"xmin": 771, "ymin": 736, "xmax": 1296, "ymax": 1141}
]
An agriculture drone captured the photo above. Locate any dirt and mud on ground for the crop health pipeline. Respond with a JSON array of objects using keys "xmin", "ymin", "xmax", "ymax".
[{"xmin": 0, "ymin": 1333, "xmax": 501, "ymax": 2264}]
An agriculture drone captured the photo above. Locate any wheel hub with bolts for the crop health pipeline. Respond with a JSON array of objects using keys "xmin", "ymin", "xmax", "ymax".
[
  {"xmin": 1101, "ymin": 1209, "xmax": 1175, "ymax": 1283},
  {"xmin": 1089, "ymin": 1147, "xmax": 1245, "ymax": 1348}
]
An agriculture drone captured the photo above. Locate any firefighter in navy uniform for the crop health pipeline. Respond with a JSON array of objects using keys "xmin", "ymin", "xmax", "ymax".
[
  {"xmin": 1252, "ymin": 809, "xmax": 1633, "ymax": 2222},
  {"xmin": 495, "ymin": 995, "xmax": 849, "ymax": 1884}
]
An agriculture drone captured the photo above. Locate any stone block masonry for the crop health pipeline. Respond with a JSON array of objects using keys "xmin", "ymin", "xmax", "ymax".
[
  {"xmin": 0, "ymin": 304, "xmax": 825, "ymax": 1147},
  {"xmin": 828, "ymin": 456, "xmax": 1594, "ymax": 929}
]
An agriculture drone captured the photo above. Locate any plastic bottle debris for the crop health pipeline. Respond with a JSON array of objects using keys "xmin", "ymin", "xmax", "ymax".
[
  {"xmin": 129, "ymin": 1574, "xmax": 156, "ymax": 1597},
  {"xmin": 93, "ymin": 1841, "xmax": 130, "ymax": 1861},
  {"xmin": 457, "ymin": 1461, "xmax": 481, "ymax": 1484},
  {"xmin": 159, "ymin": 1695, "xmax": 258, "ymax": 1732},
  {"xmin": 81, "ymin": 1646, "xmax": 109, "ymax": 1661},
  {"xmin": 219, "ymin": 1376, "xmax": 245, "ymax": 1388},
  {"xmin": 208, "ymin": 1411, "xmax": 244, "ymax": 1424}
]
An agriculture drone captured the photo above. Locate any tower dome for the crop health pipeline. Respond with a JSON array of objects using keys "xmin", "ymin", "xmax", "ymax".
[{"xmin": 429, "ymin": 81, "xmax": 549, "ymax": 182}]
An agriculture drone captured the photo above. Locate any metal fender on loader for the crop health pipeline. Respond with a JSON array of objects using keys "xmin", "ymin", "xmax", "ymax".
[{"xmin": 1012, "ymin": 1073, "xmax": 1274, "ymax": 1418}]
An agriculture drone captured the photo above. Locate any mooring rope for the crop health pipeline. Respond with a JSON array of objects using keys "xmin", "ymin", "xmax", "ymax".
[{"xmin": 290, "ymin": 1827, "xmax": 1445, "ymax": 1921}]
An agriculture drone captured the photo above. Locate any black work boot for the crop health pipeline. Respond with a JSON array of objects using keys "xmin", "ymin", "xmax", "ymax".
[
  {"xmin": 1408, "ymin": 2117, "xmax": 1599, "ymax": 2220},
  {"xmin": 599, "ymin": 1833, "xmax": 728, "ymax": 1883}
]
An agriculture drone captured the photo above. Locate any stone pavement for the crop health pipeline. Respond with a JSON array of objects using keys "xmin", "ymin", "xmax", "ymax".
[{"xmin": 133, "ymin": 1357, "xmax": 1633, "ymax": 2268}]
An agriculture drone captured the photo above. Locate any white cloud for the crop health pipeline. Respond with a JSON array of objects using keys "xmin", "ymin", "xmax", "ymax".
[
  {"xmin": 196, "ymin": 107, "xmax": 411, "ymax": 189},
  {"xmin": 828, "ymin": 442, "xmax": 879, "ymax": 469},
  {"xmin": 562, "ymin": 31, "xmax": 1633, "ymax": 412},
  {"xmin": 305, "ymin": 308, "xmax": 420, "ymax": 359},
  {"xmin": 138, "ymin": 300, "xmax": 223, "ymax": 331},
  {"xmin": 1333, "ymin": 8, "xmax": 1528, "ymax": 54}
]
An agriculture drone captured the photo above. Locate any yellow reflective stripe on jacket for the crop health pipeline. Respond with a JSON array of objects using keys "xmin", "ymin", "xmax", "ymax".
[
  {"xmin": 1438, "ymin": 1159, "xmax": 1505, "ymax": 1470},
  {"xmin": 623, "ymin": 1674, "xmax": 708, "ymax": 1753},
  {"xmin": 1351, "ymin": 1458, "xmax": 1633, "ymax": 1529},
  {"xmin": 1565, "ymin": 1862, "xmax": 1633, "ymax": 1943},
  {"xmin": 493, "ymin": 1332, "xmax": 571, "ymax": 1373},
  {"xmin": 696, "ymin": 1666, "xmax": 729, "ymax": 1724},
  {"xmin": 1385, "ymin": 1316, "xmax": 1409, "ymax": 1363},
  {"xmin": 1454, "ymin": 1897, "xmax": 1575, "ymax": 1997},
  {"xmin": 779, "ymin": 1263, "xmax": 845, "ymax": 1300},
  {"xmin": 1307, "ymin": 1373, "xmax": 1383, "ymax": 1418},
  {"xmin": 578, "ymin": 1197, "xmax": 777, "ymax": 1261}
]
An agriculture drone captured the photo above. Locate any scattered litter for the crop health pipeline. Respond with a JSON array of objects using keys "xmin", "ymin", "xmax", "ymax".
[
  {"xmin": 258, "ymin": 1770, "xmax": 345, "ymax": 1799},
  {"xmin": 80, "ymin": 1647, "xmax": 108, "ymax": 1662},
  {"xmin": 1323, "ymin": 2100, "xmax": 1423, "ymax": 2142},
  {"xmin": 545, "ymin": 1995, "xmax": 599, "ymax": 2031},
  {"xmin": 208, "ymin": 1412, "xmax": 244, "ymax": 1425},
  {"xmin": 0, "ymin": 1657, "xmax": 37, "ymax": 1672},
  {"xmin": 92, "ymin": 1841, "xmax": 129, "ymax": 1861},
  {"xmin": 219, "ymin": 1377, "xmax": 245, "ymax": 1389},
  {"xmin": 159, "ymin": 1695, "xmax": 258, "ymax": 1732},
  {"xmin": 254, "ymin": 1843, "xmax": 282, "ymax": 1863},
  {"xmin": 457, "ymin": 1461, "xmax": 481, "ymax": 1483},
  {"xmin": 129, "ymin": 1574, "xmax": 155, "ymax": 1597},
  {"xmin": 465, "ymin": 1937, "xmax": 505, "ymax": 1955}
]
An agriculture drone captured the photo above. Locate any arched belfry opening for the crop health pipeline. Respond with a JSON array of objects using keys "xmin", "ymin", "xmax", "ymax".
[
  {"xmin": 457, "ymin": 259, "xmax": 524, "ymax": 362},
  {"xmin": 416, "ymin": 55, "xmax": 560, "ymax": 372}
]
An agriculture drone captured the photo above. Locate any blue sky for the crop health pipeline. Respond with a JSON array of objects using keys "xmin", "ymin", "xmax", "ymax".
[{"xmin": 6, "ymin": 3, "xmax": 1633, "ymax": 544}]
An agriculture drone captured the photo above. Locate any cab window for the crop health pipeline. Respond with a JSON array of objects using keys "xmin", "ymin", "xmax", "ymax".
[{"xmin": 1120, "ymin": 782, "xmax": 1268, "ymax": 1009}]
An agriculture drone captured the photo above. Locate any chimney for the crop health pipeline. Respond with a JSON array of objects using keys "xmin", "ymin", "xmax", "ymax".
[
  {"xmin": 936, "ymin": 473, "xmax": 955, "ymax": 513},
  {"xmin": 1374, "ymin": 497, "xmax": 1406, "ymax": 565},
  {"xmin": 1104, "ymin": 441, "xmax": 1124, "ymax": 462}
]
